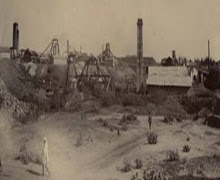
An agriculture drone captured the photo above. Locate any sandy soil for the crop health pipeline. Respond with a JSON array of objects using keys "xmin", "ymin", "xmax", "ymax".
[{"xmin": 0, "ymin": 107, "xmax": 220, "ymax": 180}]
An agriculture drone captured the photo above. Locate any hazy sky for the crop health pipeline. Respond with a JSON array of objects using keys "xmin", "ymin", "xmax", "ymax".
[{"xmin": 1, "ymin": 0, "xmax": 220, "ymax": 61}]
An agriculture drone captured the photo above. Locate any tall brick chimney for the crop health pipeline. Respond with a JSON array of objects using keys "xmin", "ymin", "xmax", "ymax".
[
  {"xmin": 13, "ymin": 22, "xmax": 19, "ymax": 50},
  {"xmin": 172, "ymin": 50, "xmax": 176, "ymax": 59},
  {"xmin": 137, "ymin": 18, "xmax": 143, "ymax": 93}
]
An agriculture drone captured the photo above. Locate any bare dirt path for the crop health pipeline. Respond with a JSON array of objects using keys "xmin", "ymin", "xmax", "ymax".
[{"xmin": 0, "ymin": 112, "xmax": 220, "ymax": 180}]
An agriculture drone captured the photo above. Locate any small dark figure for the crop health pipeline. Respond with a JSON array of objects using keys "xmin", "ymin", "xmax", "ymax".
[
  {"xmin": 148, "ymin": 113, "xmax": 152, "ymax": 129},
  {"xmin": 0, "ymin": 155, "xmax": 2, "ymax": 172},
  {"xmin": 117, "ymin": 129, "xmax": 121, "ymax": 136}
]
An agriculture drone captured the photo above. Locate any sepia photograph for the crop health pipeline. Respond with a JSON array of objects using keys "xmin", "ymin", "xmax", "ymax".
[{"xmin": 0, "ymin": 0, "xmax": 220, "ymax": 179}]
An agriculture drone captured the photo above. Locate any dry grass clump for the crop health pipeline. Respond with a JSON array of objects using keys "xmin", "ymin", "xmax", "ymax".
[
  {"xmin": 97, "ymin": 117, "xmax": 119, "ymax": 132},
  {"xmin": 182, "ymin": 145, "xmax": 191, "ymax": 153},
  {"xmin": 119, "ymin": 158, "xmax": 132, "ymax": 173},
  {"xmin": 131, "ymin": 170, "xmax": 169, "ymax": 180},
  {"xmin": 134, "ymin": 158, "xmax": 143, "ymax": 169},
  {"xmin": 147, "ymin": 132, "xmax": 158, "ymax": 144},
  {"xmin": 166, "ymin": 150, "xmax": 180, "ymax": 161},
  {"xmin": 163, "ymin": 116, "xmax": 174, "ymax": 124},
  {"xmin": 119, "ymin": 158, "xmax": 143, "ymax": 174},
  {"xmin": 119, "ymin": 113, "xmax": 138, "ymax": 125}
]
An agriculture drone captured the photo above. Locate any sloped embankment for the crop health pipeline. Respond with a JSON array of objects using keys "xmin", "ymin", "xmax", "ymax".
[
  {"xmin": 0, "ymin": 78, "xmax": 38, "ymax": 123},
  {"xmin": 0, "ymin": 59, "xmax": 38, "ymax": 123}
]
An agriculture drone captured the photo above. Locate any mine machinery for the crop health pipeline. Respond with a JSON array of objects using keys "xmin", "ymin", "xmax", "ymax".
[
  {"xmin": 66, "ymin": 54, "xmax": 114, "ymax": 92},
  {"xmin": 35, "ymin": 38, "xmax": 61, "ymax": 64},
  {"xmin": 39, "ymin": 38, "xmax": 60, "ymax": 57}
]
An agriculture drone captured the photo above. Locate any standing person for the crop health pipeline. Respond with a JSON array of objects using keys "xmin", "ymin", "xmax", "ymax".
[
  {"xmin": 148, "ymin": 112, "xmax": 152, "ymax": 129},
  {"xmin": 42, "ymin": 137, "xmax": 50, "ymax": 176}
]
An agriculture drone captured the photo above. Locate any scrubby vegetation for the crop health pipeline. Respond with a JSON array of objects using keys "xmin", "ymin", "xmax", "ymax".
[
  {"xmin": 166, "ymin": 150, "xmax": 180, "ymax": 161},
  {"xmin": 119, "ymin": 113, "xmax": 138, "ymax": 125},
  {"xmin": 147, "ymin": 132, "xmax": 158, "ymax": 144},
  {"xmin": 180, "ymin": 96, "xmax": 212, "ymax": 115},
  {"xmin": 134, "ymin": 158, "xmax": 143, "ymax": 169},
  {"xmin": 120, "ymin": 158, "xmax": 132, "ymax": 173},
  {"xmin": 182, "ymin": 145, "xmax": 191, "ymax": 153},
  {"xmin": 131, "ymin": 170, "xmax": 169, "ymax": 180}
]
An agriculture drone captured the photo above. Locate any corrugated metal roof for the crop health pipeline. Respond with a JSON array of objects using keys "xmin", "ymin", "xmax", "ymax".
[{"xmin": 147, "ymin": 66, "xmax": 192, "ymax": 87}]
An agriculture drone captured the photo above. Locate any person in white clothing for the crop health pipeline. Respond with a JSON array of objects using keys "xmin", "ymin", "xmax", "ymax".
[{"xmin": 42, "ymin": 137, "xmax": 50, "ymax": 176}]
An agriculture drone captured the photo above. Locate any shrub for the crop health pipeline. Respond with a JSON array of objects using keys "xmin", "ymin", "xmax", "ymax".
[
  {"xmin": 134, "ymin": 158, "xmax": 143, "ymax": 169},
  {"xmin": 147, "ymin": 132, "xmax": 158, "ymax": 144},
  {"xmin": 163, "ymin": 116, "xmax": 174, "ymax": 124},
  {"xmin": 122, "ymin": 93, "xmax": 144, "ymax": 106},
  {"xmin": 131, "ymin": 172, "xmax": 141, "ymax": 180},
  {"xmin": 142, "ymin": 170, "xmax": 168, "ymax": 180},
  {"xmin": 166, "ymin": 150, "xmax": 180, "ymax": 161},
  {"xmin": 120, "ymin": 159, "xmax": 132, "ymax": 173},
  {"xmin": 119, "ymin": 113, "xmax": 138, "ymax": 125},
  {"xmin": 180, "ymin": 96, "xmax": 212, "ymax": 115},
  {"xmin": 182, "ymin": 145, "xmax": 191, "ymax": 153},
  {"xmin": 100, "ymin": 92, "xmax": 118, "ymax": 107}
]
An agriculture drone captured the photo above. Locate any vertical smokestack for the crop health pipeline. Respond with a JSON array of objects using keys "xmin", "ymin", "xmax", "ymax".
[
  {"xmin": 13, "ymin": 22, "xmax": 19, "ymax": 49},
  {"xmin": 172, "ymin": 50, "xmax": 176, "ymax": 59},
  {"xmin": 137, "ymin": 18, "xmax": 143, "ymax": 93},
  {"xmin": 208, "ymin": 40, "xmax": 210, "ymax": 60},
  {"xmin": 67, "ymin": 40, "xmax": 69, "ymax": 55},
  {"xmin": 106, "ymin": 42, "xmax": 110, "ymax": 57},
  {"xmin": 17, "ymin": 29, "xmax": 19, "ymax": 51}
]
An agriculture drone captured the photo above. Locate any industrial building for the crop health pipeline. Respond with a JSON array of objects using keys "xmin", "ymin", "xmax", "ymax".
[{"xmin": 146, "ymin": 66, "xmax": 197, "ymax": 95}]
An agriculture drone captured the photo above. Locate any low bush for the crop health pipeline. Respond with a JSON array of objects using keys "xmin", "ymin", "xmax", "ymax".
[
  {"xmin": 163, "ymin": 116, "xmax": 174, "ymax": 124},
  {"xmin": 131, "ymin": 172, "xmax": 142, "ymax": 180},
  {"xmin": 119, "ymin": 113, "xmax": 138, "ymax": 125},
  {"xmin": 142, "ymin": 170, "xmax": 169, "ymax": 180},
  {"xmin": 134, "ymin": 158, "xmax": 143, "ymax": 169},
  {"xmin": 182, "ymin": 145, "xmax": 191, "ymax": 153},
  {"xmin": 166, "ymin": 150, "xmax": 180, "ymax": 161},
  {"xmin": 120, "ymin": 159, "xmax": 132, "ymax": 173},
  {"xmin": 180, "ymin": 96, "xmax": 212, "ymax": 115},
  {"xmin": 147, "ymin": 132, "xmax": 158, "ymax": 144}
]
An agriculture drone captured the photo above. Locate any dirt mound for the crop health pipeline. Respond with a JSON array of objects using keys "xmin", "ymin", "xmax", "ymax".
[
  {"xmin": 0, "ymin": 59, "xmax": 35, "ymax": 101},
  {"xmin": 0, "ymin": 77, "xmax": 38, "ymax": 123}
]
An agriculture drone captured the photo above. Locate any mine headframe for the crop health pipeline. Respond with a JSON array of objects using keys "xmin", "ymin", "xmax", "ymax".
[
  {"xmin": 38, "ymin": 38, "xmax": 60, "ymax": 64},
  {"xmin": 40, "ymin": 38, "xmax": 60, "ymax": 57},
  {"xmin": 75, "ymin": 55, "xmax": 114, "ymax": 92}
]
